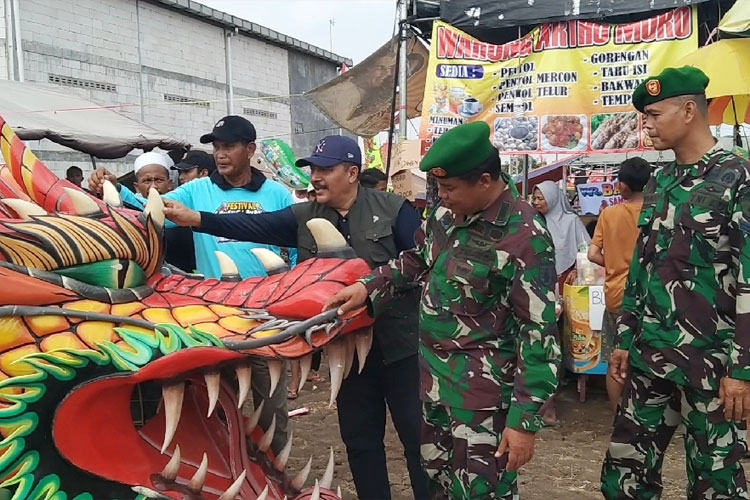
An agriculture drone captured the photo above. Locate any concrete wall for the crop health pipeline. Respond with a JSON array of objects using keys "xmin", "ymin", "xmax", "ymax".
[
  {"xmin": 287, "ymin": 50, "xmax": 341, "ymax": 157},
  {"xmin": 3, "ymin": 0, "xmax": 339, "ymax": 180}
]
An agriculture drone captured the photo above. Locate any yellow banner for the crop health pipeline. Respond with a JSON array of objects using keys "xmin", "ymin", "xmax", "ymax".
[
  {"xmin": 420, "ymin": 7, "xmax": 698, "ymax": 156},
  {"xmin": 363, "ymin": 137, "xmax": 385, "ymax": 172}
]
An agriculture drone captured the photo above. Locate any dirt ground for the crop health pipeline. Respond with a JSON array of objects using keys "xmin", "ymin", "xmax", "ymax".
[{"xmin": 284, "ymin": 367, "xmax": 693, "ymax": 500}]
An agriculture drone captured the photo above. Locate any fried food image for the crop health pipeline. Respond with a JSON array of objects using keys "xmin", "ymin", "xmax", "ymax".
[
  {"xmin": 590, "ymin": 112, "xmax": 639, "ymax": 150},
  {"xmin": 541, "ymin": 115, "xmax": 586, "ymax": 150}
]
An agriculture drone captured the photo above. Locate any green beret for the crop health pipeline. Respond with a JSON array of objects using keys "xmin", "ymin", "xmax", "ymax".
[
  {"xmin": 632, "ymin": 66, "xmax": 709, "ymax": 112},
  {"xmin": 420, "ymin": 122, "xmax": 494, "ymax": 178}
]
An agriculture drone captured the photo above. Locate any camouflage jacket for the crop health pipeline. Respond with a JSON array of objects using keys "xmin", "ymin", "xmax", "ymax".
[
  {"xmin": 616, "ymin": 146, "xmax": 750, "ymax": 391},
  {"xmin": 361, "ymin": 187, "xmax": 561, "ymax": 432}
]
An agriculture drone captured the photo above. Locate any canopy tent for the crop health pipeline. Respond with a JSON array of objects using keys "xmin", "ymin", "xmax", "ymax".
[
  {"xmin": 719, "ymin": 0, "xmax": 750, "ymax": 36},
  {"xmin": 0, "ymin": 79, "xmax": 188, "ymax": 159}
]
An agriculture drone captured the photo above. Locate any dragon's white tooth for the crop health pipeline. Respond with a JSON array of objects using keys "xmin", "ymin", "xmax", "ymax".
[
  {"xmin": 250, "ymin": 247, "xmax": 288, "ymax": 274},
  {"xmin": 161, "ymin": 444, "xmax": 181, "ymax": 480},
  {"xmin": 291, "ymin": 456, "xmax": 312, "ymax": 491},
  {"xmin": 236, "ymin": 365, "xmax": 252, "ymax": 409},
  {"xmin": 63, "ymin": 187, "xmax": 101, "ymax": 215},
  {"xmin": 205, "ymin": 372, "xmax": 220, "ymax": 418},
  {"xmin": 355, "ymin": 327, "xmax": 373, "ymax": 374},
  {"xmin": 327, "ymin": 342, "xmax": 346, "ymax": 409},
  {"xmin": 0, "ymin": 198, "xmax": 48, "ymax": 219},
  {"xmin": 273, "ymin": 430, "xmax": 294, "ymax": 471},
  {"xmin": 217, "ymin": 470, "xmax": 248, "ymax": 500},
  {"xmin": 310, "ymin": 479, "xmax": 321, "ymax": 500},
  {"xmin": 298, "ymin": 354, "xmax": 312, "ymax": 392},
  {"xmin": 255, "ymin": 485, "xmax": 269, "ymax": 500},
  {"xmin": 131, "ymin": 486, "xmax": 171, "ymax": 499},
  {"xmin": 258, "ymin": 414, "xmax": 276, "ymax": 452},
  {"xmin": 268, "ymin": 360, "xmax": 283, "ymax": 396},
  {"xmin": 245, "ymin": 400, "xmax": 265, "ymax": 434},
  {"xmin": 306, "ymin": 218, "xmax": 347, "ymax": 251},
  {"xmin": 102, "ymin": 179, "xmax": 122, "ymax": 207},
  {"xmin": 144, "ymin": 187, "xmax": 165, "ymax": 229},
  {"xmin": 343, "ymin": 336, "xmax": 355, "ymax": 379},
  {"xmin": 337, "ymin": 485, "xmax": 343, "ymax": 498},
  {"xmin": 215, "ymin": 250, "xmax": 240, "ymax": 279},
  {"xmin": 160, "ymin": 383, "xmax": 185, "ymax": 454},
  {"xmin": 187, "ymin": 453, "xmax": 209, "ymax": 491},
  {"xmin": 320, "ymin": 447, "xmax": 335, "ymax": 489}
]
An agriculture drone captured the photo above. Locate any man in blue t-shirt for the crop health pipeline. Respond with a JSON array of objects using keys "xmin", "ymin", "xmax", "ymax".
[{"xmin": 88, "ymin": 115, "xmax": 292, "ymax": 454}]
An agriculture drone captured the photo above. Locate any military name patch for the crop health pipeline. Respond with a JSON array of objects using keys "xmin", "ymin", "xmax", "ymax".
[{"xmin": 688, "ymin": 192, "xmax": 728, "ymax": 212}]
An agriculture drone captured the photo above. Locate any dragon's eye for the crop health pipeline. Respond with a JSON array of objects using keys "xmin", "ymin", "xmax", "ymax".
[{"xmin": 53, "ymin": 259, "xmax": 146, "ymax": 289}]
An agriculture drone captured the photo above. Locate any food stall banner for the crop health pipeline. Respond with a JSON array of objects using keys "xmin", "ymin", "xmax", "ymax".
[
  {"xmin": 577, "ymin": 181, "xmax": 623, "ymax": 216},
  {"xmin": 420, "ymin": 7, "xmax": 698, "ymax": 156}
]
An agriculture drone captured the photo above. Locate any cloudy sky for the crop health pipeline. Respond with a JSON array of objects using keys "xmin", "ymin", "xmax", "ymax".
[{"xmin": 201, "ymin": 0, "xmax": 399, "ymax": 63}]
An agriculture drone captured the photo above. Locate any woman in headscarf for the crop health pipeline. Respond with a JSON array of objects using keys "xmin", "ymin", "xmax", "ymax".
[
  {"xmin": 532, "ymin": 181, "xmax": 591, "ymax": 291},
  {"xmin": 532, "ymin": 181, "xmax": 590, "ymax": 426}
]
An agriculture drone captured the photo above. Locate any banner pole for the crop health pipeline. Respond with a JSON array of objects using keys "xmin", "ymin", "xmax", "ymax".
[
  {"xmin": 385, "ymin": 25, "xmax": 403, "ymax": 178},
  {"xmin": 522, "ymin": 154, "xmax": 530, "ymax": 198},
  {"xmin": 399, "ymin": 0, "xmax": 409, "ymax": 141}
]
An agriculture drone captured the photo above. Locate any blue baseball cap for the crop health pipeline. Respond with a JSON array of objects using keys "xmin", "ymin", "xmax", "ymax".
[{"xmin": 296, "ymin": 135, "xmax": 362, "ymax": 168}]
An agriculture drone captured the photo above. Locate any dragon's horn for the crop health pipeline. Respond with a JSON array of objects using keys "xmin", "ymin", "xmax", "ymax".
[
  {"xmin": 0, "ymin": 198, "xmax": 48, "ymax": 219},
  {"xmin": 143, "ymin": 187, "xmax": 165, "ymax": 230},
  {"xmin": 0, "ymin": 114, "xmax": 106, "ymax": 214},
  {"xmin": 102, "ymin": 179, "xmax": 122, "ymax": 207},
  {"xmin": 306, "ymin": 218, "xmax": 347, "ymax": 251},
  {"xmin": 63, "ymin": 187, "xmax": 101, "ymax": 216},
  {"xmin": 250, "ymin": 247, "xmax": 289, "ymax": 275}
]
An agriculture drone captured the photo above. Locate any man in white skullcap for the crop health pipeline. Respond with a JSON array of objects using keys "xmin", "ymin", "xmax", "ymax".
[
  {"xmin": 129, "ymin": 151, "xmax": 174, "ymax": 204},
  {"xmin": 91, "ymin": 151, "xmax": 175, "ymax": 209}
]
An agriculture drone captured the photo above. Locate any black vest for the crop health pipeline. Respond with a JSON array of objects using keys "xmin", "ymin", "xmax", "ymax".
[{"xmin": 291, "ymin": 188, "xmax": 420, "ymax": 364}]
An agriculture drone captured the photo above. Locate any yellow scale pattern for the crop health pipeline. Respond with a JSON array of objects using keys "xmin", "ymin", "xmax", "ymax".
[{"xmin": 0, "ymin": 301, "xmax": 261, "ymax": 378}]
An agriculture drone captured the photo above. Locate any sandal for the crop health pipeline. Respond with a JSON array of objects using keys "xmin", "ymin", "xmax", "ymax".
[{"xmin": 287, "ymin": 388, "xmax": 298, "ymax": 400}]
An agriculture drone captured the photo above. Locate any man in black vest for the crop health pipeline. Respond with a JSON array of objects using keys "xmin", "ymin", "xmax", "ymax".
[{"xmin": 164, "ymin": 135, "xmax": 428, "ymax": 500}]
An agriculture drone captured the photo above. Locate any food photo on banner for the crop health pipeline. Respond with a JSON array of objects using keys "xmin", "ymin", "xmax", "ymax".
[{"xmin": 419, "ymin": 6, "xmax": 699, "ymax": 155}]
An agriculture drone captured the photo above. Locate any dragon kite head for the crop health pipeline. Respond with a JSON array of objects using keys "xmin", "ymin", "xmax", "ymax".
[{"xmin": 0, "ymin": 116, "xmax": 375, "ymax": 500}]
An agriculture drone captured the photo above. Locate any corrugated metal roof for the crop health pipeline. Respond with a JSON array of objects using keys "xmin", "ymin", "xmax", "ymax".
[{"xmin": 149, "ymin": 0, "xmax": 353, "ymax": 66}]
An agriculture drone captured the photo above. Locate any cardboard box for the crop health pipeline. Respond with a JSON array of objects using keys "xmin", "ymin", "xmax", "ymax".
[{"xmin": 389, "ymin": 140, "xmax": 421, "ymax": 201}]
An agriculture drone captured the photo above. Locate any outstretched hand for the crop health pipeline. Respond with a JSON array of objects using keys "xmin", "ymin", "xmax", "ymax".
[
  {"xmin": 163, "ymin": 199, "xmax": 201, "ymax": 227},
  {"xmin": 322, "ymin": 282, "xmax": 369, "ymax": 316},
  {"xmin": 88, "ymin": 168, "xmax": 118, "ymax": 194}
]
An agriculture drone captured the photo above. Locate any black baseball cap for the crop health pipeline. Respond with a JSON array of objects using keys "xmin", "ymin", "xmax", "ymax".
[
  {"xmin": 200, "ymin": 115, "xmax": 257, "ymax": 144},
  {"xmin": 172, "ymin": 150, "xmax": 216, "ymax": 173},
  {"xmin": 296, "ymin": 135, "xmax": 362, "ymax": 168}
]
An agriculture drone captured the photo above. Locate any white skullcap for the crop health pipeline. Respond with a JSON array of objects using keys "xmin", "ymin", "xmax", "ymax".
[{"xmin": 134, "ymin": 152, "xmax": 174, "ymax": 174}]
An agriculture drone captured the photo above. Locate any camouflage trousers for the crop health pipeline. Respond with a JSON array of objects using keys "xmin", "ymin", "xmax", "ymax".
[
  {"xmin": 601, "ymin": 368, "xmax": 749, "ymax": 499},
  {"xmin": 421, "ymin": 402, "xmax": 517, "ymax": 499}
]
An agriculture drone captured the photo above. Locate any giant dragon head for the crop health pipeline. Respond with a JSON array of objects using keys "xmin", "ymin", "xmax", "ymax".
[{"xmin": 0, "ymin": 116, "xmax": 375, "ymax": 500}]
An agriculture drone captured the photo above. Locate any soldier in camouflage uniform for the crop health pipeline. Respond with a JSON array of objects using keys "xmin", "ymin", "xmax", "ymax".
[
  {"xmin": 602, "ymin": 66, "xmax": 750, "ymax": 499},
  {"xmin": 327, "ymin": 122, "xmax": 561, "ymax": 499}
]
